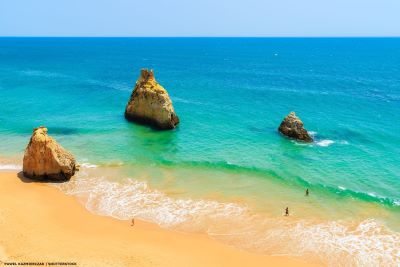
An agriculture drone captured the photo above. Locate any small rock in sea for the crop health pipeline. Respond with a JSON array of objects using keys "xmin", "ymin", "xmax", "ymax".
[
  {"xmin": 125, "ymin": 69, "xmax": 179, "ymax": 130},
  {"xmin": 23, "ymin": 126, "xmax": 77, "ymax": 181},
  {"xmin": 278, "ymin": 112, "xmax": 313, "ymax": 142}
]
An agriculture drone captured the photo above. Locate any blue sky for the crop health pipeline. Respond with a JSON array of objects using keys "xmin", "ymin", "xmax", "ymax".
[{"xmin": 1, "ymin": 0, "xmax": 399, "ymax": 37}]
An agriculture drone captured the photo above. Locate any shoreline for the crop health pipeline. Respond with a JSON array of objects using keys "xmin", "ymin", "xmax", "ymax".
[{"xmin": 0, "ymin": 171, "xmax": 314, "ymax": 266}]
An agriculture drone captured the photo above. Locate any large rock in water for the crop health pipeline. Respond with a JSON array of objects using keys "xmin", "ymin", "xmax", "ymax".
[
  {"xmin": 125, "ymin": 69, "xmax": 179, "ymax": 130},
  {"xmin": 278, "ymin": 112, "xmax": 313, "ymax": 142},
  {"xmin": 23, "ymin": 126, "xmax": 76, "ymax": 181}
]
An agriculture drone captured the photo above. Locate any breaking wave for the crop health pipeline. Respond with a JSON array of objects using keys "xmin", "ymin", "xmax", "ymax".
[
  {"xmin": 54, "ymin": 170, "xmax": 246, "ymax": 230},
  {"xmin": 308, "ymin": 131, "xmax": 348, "ymax": 147},
  {"xmin": 316, "ymin": 139, "xmax": 335, "ymax": 147},
  {"xmin": 80, "ymin": 162, "xmax": 98, "ymax": 169},
  {"xmin": 0, "ymin": 164, "xmax": 22, "ymax": 170}
]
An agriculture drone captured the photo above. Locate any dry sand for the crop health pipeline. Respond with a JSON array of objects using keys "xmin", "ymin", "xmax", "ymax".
[{"xmin": 0, "ymin": 171, "xmax": 314, "ymax": 267}]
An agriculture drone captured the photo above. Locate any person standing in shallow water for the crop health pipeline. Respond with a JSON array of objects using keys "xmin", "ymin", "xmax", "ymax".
[
  {"xmin": 306, "ymin": 188, "xmax": 309, "ymax": 196},
  {"xmin": 285, "ymin": 207, "xmax": 289, "ymax": 216}
]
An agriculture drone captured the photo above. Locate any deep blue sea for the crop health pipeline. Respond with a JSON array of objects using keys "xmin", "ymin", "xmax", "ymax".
[{"xmin": 0, "ymin": 38, "xmax": 399, "ymax": 265}]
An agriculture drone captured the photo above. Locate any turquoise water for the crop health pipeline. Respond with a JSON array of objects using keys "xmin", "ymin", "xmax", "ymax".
[{"xmin": 0, "ymin": 38, "xmax": 399, "ymax": 265}]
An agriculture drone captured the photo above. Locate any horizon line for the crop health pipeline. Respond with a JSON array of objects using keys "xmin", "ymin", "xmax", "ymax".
[{"xmin": 1, "ymin": 36, "xmax": 400, "ymax": 38}]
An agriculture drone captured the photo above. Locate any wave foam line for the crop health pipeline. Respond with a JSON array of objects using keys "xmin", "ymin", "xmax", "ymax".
[
  {"xmin": 307, "ymin": 131, "xmax": 348, "ymax": 147},
  {"xmin": 315, "ymin": 139, "xmax": 334, "ymax": 147},
  {"xmin": 0, "ymin": 164, "xmax": 22, "ymax": 170}
]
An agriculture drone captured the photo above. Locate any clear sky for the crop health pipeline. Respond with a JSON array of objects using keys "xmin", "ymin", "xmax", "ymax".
[{"xmin": 1, "ymin": 0, "xmax": 400, "ymax": 37}]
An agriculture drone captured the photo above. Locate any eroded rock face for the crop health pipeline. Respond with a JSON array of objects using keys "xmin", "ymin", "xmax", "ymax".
[
  {"xmin": 23, "ymin": 126, "xmax": 76, "ymax": 181},
  {"xmin": 278, "ymin": 112, "xmax": 313, "ymax": 142},
  {"xmin": 125, "ymin": 69, "xmax": 179, "ymax": 130}
]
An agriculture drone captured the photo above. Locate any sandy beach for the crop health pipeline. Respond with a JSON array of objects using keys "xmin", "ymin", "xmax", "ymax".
[{"xmin": 0, "ymin": 171, "xmax": 314, "ymax": 267}]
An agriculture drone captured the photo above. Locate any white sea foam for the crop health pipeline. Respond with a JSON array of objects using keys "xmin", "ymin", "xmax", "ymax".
[
  {"xmin": 293, "ymin": 132, "xmax": 336, "ymax": 147},
  {"xmin": 308, "ymin": 131, "xmax": 348, "ymax": 147},
  {"xmin": 52, "ymin": 171, "xmax": 400, "ymax": 266},
  {"xmin": 316, "ymin": 140, "xmax": 334, "ymax": 147},
  {"xmin": 212, "ymin": 218, "xmax": 400, "ymax": 266},
  {"xmin": 308, "ymin": 131, "xmax": 317, "ymax": 137},
  {"xmin": 338, "ymin": 186, "xmax": 346, "ymax": 190},
  {"xmin": 80, "ymin": 163, "xmax": 98, "ymax": 169},
  {"xmin": 293, "ymin": 140, "xmax": 309, "ymax": 146},
  {"xmin": 275, "ymin": 219, "xmax": 400, "ymax": 266},
  {"xmin": 0, "ymin": 164, "xmax": 22, "ymax": 170},
  {"xmin": 54, "ymin": 172, "xmax": 247, "ymax": 229}
]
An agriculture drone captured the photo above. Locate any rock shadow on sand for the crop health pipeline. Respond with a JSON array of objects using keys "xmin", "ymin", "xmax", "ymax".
[{"xmin": 17, "ymin": 171, "xmax": 70, "ymax": 184}]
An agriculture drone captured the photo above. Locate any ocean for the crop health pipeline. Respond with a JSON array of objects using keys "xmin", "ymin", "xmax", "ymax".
[{"xmin": 0, "ymin": 37, "xmax": 399, "ymax": 266}]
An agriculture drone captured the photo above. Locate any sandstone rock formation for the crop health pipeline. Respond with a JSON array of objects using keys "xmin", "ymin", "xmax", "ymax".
[
  {"xmin": 278, "ymin": 112, "xmax": 313, "ymax": 142},
  {"xmin": 23, "ymin": 126, "xmax": 76, "ymax": 181},
  {"xmin": 125, "ymin": 69, "xmax": 179, "ymax": 130}
]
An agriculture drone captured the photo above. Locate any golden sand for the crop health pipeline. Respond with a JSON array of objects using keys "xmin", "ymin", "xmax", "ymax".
[{"xmin": 0, "ymin": 171, "xmax": 314, "ymax": 267}]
